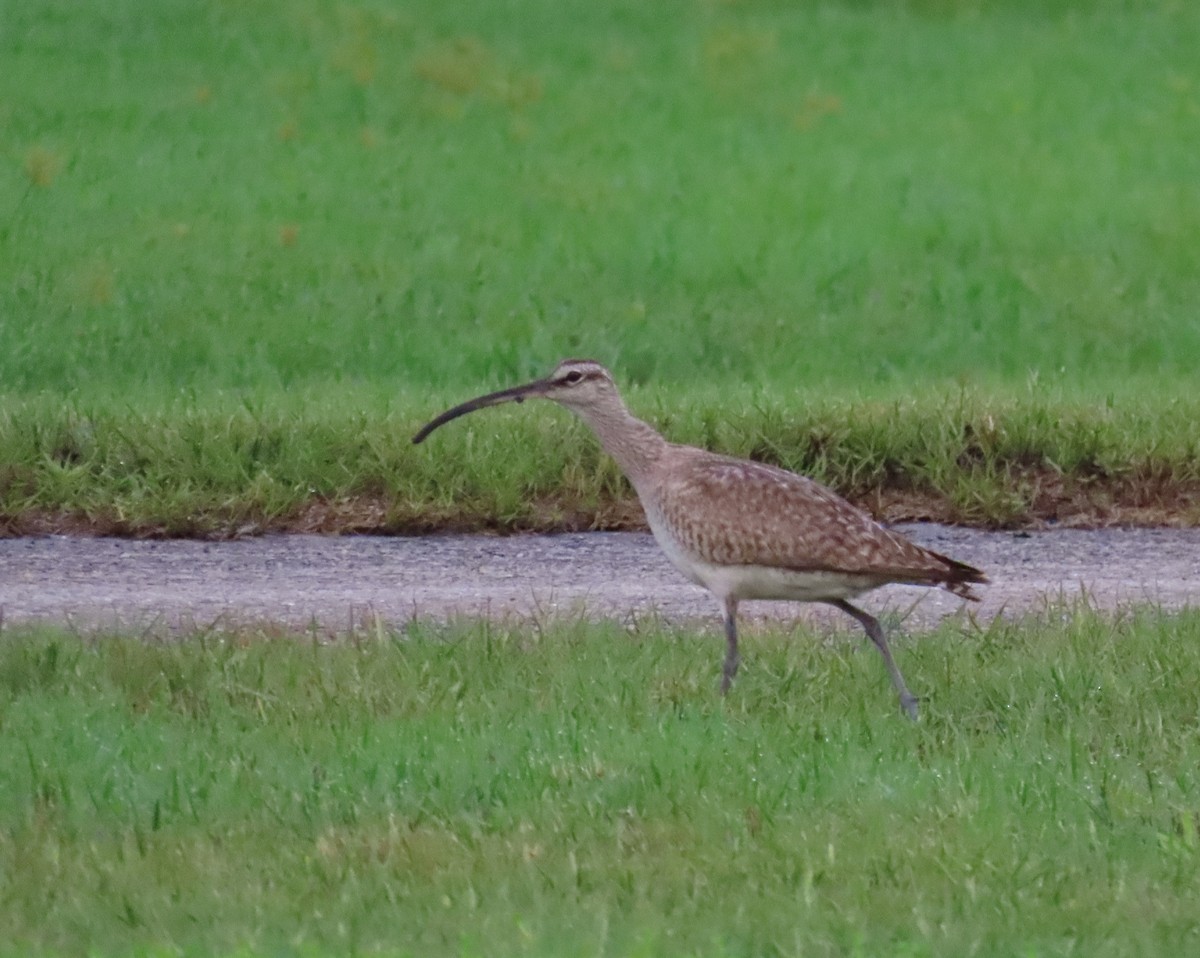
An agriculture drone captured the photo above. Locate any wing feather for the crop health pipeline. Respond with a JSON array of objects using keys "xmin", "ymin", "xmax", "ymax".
[{"xmin": 651, "ymin": 449, "xmax": 982, "ymax": 590}]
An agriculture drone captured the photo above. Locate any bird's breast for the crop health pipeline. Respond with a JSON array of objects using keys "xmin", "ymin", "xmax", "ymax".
[{"xmin": 641, "ymin": 495, "xmax": 880, "ymax": 603}]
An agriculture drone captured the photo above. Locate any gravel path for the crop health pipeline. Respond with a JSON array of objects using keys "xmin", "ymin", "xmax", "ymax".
[{"xmin": 0, "ymin": 525, "xmax": 1197, "ymax": 636}]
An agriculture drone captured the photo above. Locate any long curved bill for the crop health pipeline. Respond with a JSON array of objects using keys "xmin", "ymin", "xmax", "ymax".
[{"xmin": 412, "ymin": 377, "xmax": 552, "ymax": 444}]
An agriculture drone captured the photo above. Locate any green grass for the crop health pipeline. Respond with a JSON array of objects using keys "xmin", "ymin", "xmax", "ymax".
[
  {"xmin": 2, "ymin": 610, "xmax": 1199, "ymax": 956},
  {"xmin": 3, "ymin": 382, "xmax": 1198, "ymax": 535},
  {"xmin": 3, "ymin": 0, "xmax": 1199, "ymax": 393},
  {"xmin": 2, "ymin": 0, "xmax": 1200, "ymax": 528}
]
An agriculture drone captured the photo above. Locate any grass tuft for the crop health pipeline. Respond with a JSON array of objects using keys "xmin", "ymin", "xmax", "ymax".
[{"xmin": 1, "ymin": 386, "xmax": 1197, "ymax": 536}]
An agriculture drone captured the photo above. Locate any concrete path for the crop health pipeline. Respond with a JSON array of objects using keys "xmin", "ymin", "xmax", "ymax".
[{"xmin": 0, "ymin": 525, "xmax": 1196, "ymax": 636}]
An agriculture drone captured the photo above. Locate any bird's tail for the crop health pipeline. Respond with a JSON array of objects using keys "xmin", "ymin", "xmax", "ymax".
[{"xmin": 930, "ymin": 551, "xmax": 989, "ymax": 602}]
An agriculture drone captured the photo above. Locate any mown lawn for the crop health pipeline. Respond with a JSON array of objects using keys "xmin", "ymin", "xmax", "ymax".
[
  {"xmin": 2, "ymin": 611, "xmax": 1199, "ymax": 956},
  {"xmin": 2, "ymin": 0, "xmax": 1199, "ymax": 529}
]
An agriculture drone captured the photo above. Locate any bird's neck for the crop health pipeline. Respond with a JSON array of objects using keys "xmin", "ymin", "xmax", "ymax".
[{"xmin": 569, "ymin": 399, "xmax": 668, "ymax": 486}]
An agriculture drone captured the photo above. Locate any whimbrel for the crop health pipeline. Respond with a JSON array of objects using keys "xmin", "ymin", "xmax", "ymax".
[{"xmin": 413, "ymin": 359, "xmax": 987, "ymax": 718}]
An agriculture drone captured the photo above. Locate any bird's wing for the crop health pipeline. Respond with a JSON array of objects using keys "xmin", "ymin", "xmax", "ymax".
[{"xmin": 651, "ymin": 450, "xmax": 959, "ymax": 581}]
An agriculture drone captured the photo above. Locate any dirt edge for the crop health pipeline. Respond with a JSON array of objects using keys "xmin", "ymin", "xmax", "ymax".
[{"xmin": 3, "ymin": 473, "xmax": 1198, "ymax": 540}]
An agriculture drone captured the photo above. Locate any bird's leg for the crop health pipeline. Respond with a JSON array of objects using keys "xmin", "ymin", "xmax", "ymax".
[
  {"xmin": 828, "ymin": 599, "xmax": 919, "ymax": 720},
  {"xmin": 721, "ymin": 597, "xmax": 740, "ymax": 694}
]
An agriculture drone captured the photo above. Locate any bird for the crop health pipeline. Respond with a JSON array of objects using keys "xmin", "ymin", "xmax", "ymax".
[{"xmin": 413, "ymin": 359, "xmax": 987, "ymax": 718}]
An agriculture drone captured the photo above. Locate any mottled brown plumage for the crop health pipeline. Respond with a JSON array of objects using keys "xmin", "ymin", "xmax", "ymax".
[
  {"xmin": 649, "ymin": 450, "xmax": 983, "ymax": 598},
  {"xmin": 414, "ymin": 359, "xmax": 988, "ymax": 718}
]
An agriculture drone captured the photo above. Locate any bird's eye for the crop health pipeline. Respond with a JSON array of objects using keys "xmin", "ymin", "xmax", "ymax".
[{"xmin": 563, "ymin": 370, "xmax": 584, "ymax": 384}]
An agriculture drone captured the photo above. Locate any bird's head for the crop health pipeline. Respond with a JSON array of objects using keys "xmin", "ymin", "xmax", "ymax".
[{"xmin": 412, "ymin": 359, "xmax": 617, "ymax": 443}]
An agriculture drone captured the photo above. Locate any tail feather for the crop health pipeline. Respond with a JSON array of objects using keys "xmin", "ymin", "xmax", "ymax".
[{"xmin": 929, "ymin": 549, "xmax": 988, "ymax": 602}]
